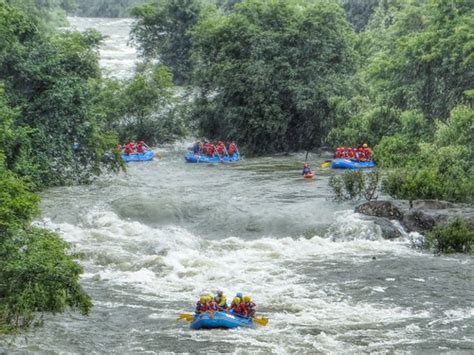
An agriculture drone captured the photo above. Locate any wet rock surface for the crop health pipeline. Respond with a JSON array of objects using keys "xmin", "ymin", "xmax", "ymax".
[{"xmin": 356, "ymin": 200, "xmax": 474, "ymax": 237}]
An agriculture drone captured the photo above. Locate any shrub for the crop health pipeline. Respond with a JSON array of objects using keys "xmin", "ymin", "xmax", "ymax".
[
  {"xmin": 426, "ymin": 219, "xmax": 474, "ymax": 254},
  {"xmin": 329, "ymin": 169, "xmax": 380, "ymax": 201}
]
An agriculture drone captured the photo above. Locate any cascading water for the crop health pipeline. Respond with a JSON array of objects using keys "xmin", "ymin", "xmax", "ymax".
[{"xmin": 1, "ymin": 17, "xmax": 472, "ymax": 354}]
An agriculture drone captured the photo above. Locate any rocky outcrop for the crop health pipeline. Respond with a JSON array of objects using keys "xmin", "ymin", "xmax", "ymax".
[
  {"xmin": 355, "ymin": 200, "xmax": 474, "ymax": 237},
  {"xmin": 359, "ymin": 215, "xmax": 404, "ymax": 240}
]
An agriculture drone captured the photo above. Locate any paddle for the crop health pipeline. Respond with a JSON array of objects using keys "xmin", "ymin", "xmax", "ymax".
[
  {"xmin": 253, "ymin": 317, "xmax": 269, "ymax": 326},
  {"xmin": 177, "ymin": 313, "xmax": 194, "ymax": 321},
  {"xmin": 320, "ymin": 160, "xmax": 331, "ymax": 168},
  {"xmin": 213, "ymin": 145, "xmax": 223, "ymax": 162},
  {"xmin": 177, "ymin": 312, "xmax": 269, "ymax": 326},
  {"xmin": 143, "ymin": 143, "xmax": 161, "ymax": 159}
]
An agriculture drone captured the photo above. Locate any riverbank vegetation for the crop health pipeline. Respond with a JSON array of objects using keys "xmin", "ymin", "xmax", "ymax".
[
  {"xmin": 426, "ymin": 219, "xmax": 474, "ymax": 254},
  {"xmin": 0, "ymin": 0, "xmax": 184, "ymax": 332},
  {"xmin": 0, "ymin": 156, "xmax": 92, "ymax": 333}
]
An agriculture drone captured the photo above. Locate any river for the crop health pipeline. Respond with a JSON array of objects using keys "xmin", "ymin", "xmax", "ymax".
[{"xmin": 1, "ymin": 17, "xmax": 473, "ymax": 354}]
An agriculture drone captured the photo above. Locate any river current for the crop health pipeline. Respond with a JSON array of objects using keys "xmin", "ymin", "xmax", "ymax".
[{"xmin": 1, "ymin": 17, "xmax": 473, "ymax": 354}]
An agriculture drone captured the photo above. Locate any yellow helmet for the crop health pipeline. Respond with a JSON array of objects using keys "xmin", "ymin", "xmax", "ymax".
[
  {"xmin": 199, "ymin": 296, "xmax": 206, "ymax": 303},
  {"xmin": 243, "ymin": 295, "xmax": 251, "ymax": 303},
  {"xmin": 363, "ymin": 143, "xmax": 368, "ymax": 148},
  {"xmin": 233, "ymin": 297, "xmax": 241, "ymax": 304}
]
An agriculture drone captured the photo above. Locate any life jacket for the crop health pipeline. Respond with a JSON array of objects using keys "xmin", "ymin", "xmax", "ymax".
[
  {"xmin": 136, "ymin": 144, "xmax": 145, "ymax": 153},
  {"xmin": 205, "ymin": 144, "xmax": 214, "ymax": 156},
  {"xmin": 215, "ymin": 295, "xmax": 228, "ymax": 309},
  {"xmin": 364, "ymin": 147, "xmax": 372, "ymax": 159},
  {"xmin": 208, "ymin": 301, "xmax": 218, "ymax": 312},
  {"xmin": 230, "ymin": 302, "xmax": 244, "ymax": 314},
  {"xmin": 228, "ymin": 143, "xmax": 236, "ymax": 155},
  {"xmin": 245, "ymin": 301, "xmax": 256, "ymax": 316},
  {"xmin": 195, "ymin": 301, "xmax": 207, "ymax": 313},
  {"xmin": 217, "ymin": 144, "xmax": 224, "ymax": 155},
  {"xmin": 124, "ymin": 144, "xmax": 134, "ymax": 154}
]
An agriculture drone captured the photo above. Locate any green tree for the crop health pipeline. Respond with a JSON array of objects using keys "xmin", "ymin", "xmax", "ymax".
[
  {"xmin": 6, "ymin": 0, "xmax": 70, "ymax": 29},
  {"xmin": 0, "ymin": 159, "xmax": 91, "ymax": 333},
  {"xmin": 365, "ymin": 0, "xmax": 474, "ymax": 121},
  {"xmin": 0, "ymin": 21, "xmax": 122, "ymax": 187},
  {"xmin": 426, "ymin": 218, "xmax": 474, "ymax": 254},
  {"xmin": 88, "ymin": 64, "xmax": 187, "ymax": 145},
  {"xmin": 382, "ymin": 105, "xmax": 474, "ymax": 203},
  {"xmin": 342, "ymin": 0, "xmax": 379, "ymax": 32},
  {"xmin": 192, "ymin": 0, "xmax": 356, "ymax": 153},
  {"xmin": 130, "ymin": 0, "xmax": 206, "ymax": 84}
]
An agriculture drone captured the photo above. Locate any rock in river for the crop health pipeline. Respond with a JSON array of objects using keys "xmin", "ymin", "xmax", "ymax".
[{"xmin": 355, "ymin": 200, "xmax": 474, "ymax": 236}]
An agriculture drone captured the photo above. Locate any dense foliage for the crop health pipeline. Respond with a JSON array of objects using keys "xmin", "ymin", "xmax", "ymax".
[
  {"xmin": 1, "ymin": 1, "xmax": 124, "ymax": 187},
  {"xmin": 0, "ymin": 157, "xmax": 92, "ymax": 332},
  {"xmin": 93, "ymin": 64, "xmax": 187, "ymax": 145},
  {"xmin": 328, "ymin": 0, "xmax": 474, "ymax": 203},
  {"xmin": 5, "ymin": 0, "xmax": 71, "ymax": 28},
  {"xmin": 130, "ymin": 0, "xmax": 206, "ymax": 84},
  {"xmin": 0, "ymin": 0, "xmax": 98, "ymax": 333},
  {"xmin": 342, "ymin": 0, "xmax": 379, "ymax": 32},
  {"xmin": 380, "ymin": 106, "xmax": 474, "ymax": 203},
  {"xmin": 191, "ymin": 0, "xmax": 355, "ymax": 153},
  {"xmin": 329, "ymin": 169, "xmax": 380, "ymax": 201},
  {"xmin": 426, "ymin": 218, "xmax": 474, "ymax": 254},
  {"xmin": 128, "ymin": 0, "xmax": 473, "ymax": 204}
]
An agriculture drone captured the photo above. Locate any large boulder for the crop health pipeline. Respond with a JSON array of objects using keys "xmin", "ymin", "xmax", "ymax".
[
  {"xmin": 355, "ymin": 200, "xmax": 406, "ymax": 219},
  {"xmin": 360, "ymin": 215, "xmax": 403, "ymax": 240},
  {"xmin": 355, "ymin": 200, "xmax": 474, "ymax": 235}
]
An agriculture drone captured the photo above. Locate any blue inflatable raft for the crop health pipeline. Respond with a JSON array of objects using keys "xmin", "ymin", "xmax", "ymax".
[
  {"xmin": 121, "ymin": 151, "xmax": 155, "ymax": 162},
  {"xmin": 331, "ymin": 158, "xmax": 376, "ymax": 169},
  {"xmin": 190, "ymin": 312, "xmax": 254, "ymax": 330},
  {"xmin": 185, "ymin": 152, "xmax": 240, "ymax": 163}
]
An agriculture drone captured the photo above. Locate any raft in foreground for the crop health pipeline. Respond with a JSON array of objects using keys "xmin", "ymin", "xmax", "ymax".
[
  {"xmin": 190, "ymin": 312, "xmax": 254, "ymax": 330},
  {"xmin": 331, "ymin": 158, "xmax": 376, "ymax": 169},
  {"xmin": 121, "ymin": 151, "xmax": 155, "ymax": 162},
  {"xmin": 185, "ymin": 152, "xmax": 240, "ymax": 163}
]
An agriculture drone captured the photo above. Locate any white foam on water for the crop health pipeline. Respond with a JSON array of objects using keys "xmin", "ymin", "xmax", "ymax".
[
  {"xmin": 37, "ymin": 209, "xmax": 437, "ymax": 353},
  {"xmin": 67, "ymin": 17, "xmax": 137, "ymax": 79}
]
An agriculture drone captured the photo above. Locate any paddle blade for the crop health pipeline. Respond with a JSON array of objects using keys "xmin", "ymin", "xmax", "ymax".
[
  {"xmin": 320, "ymin": 161, "xmax": 331, "ymax": 168},
  {"xmin": 155, "ymin": 152, "xmax": 161, "ymax": 159},
  {"xmin": 177, "ymin": 313, "xmax": 194, "ymax": 321},
  {"xmin": 254, "ymin": 317, "xmax": 269, "ymax": 326}
]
